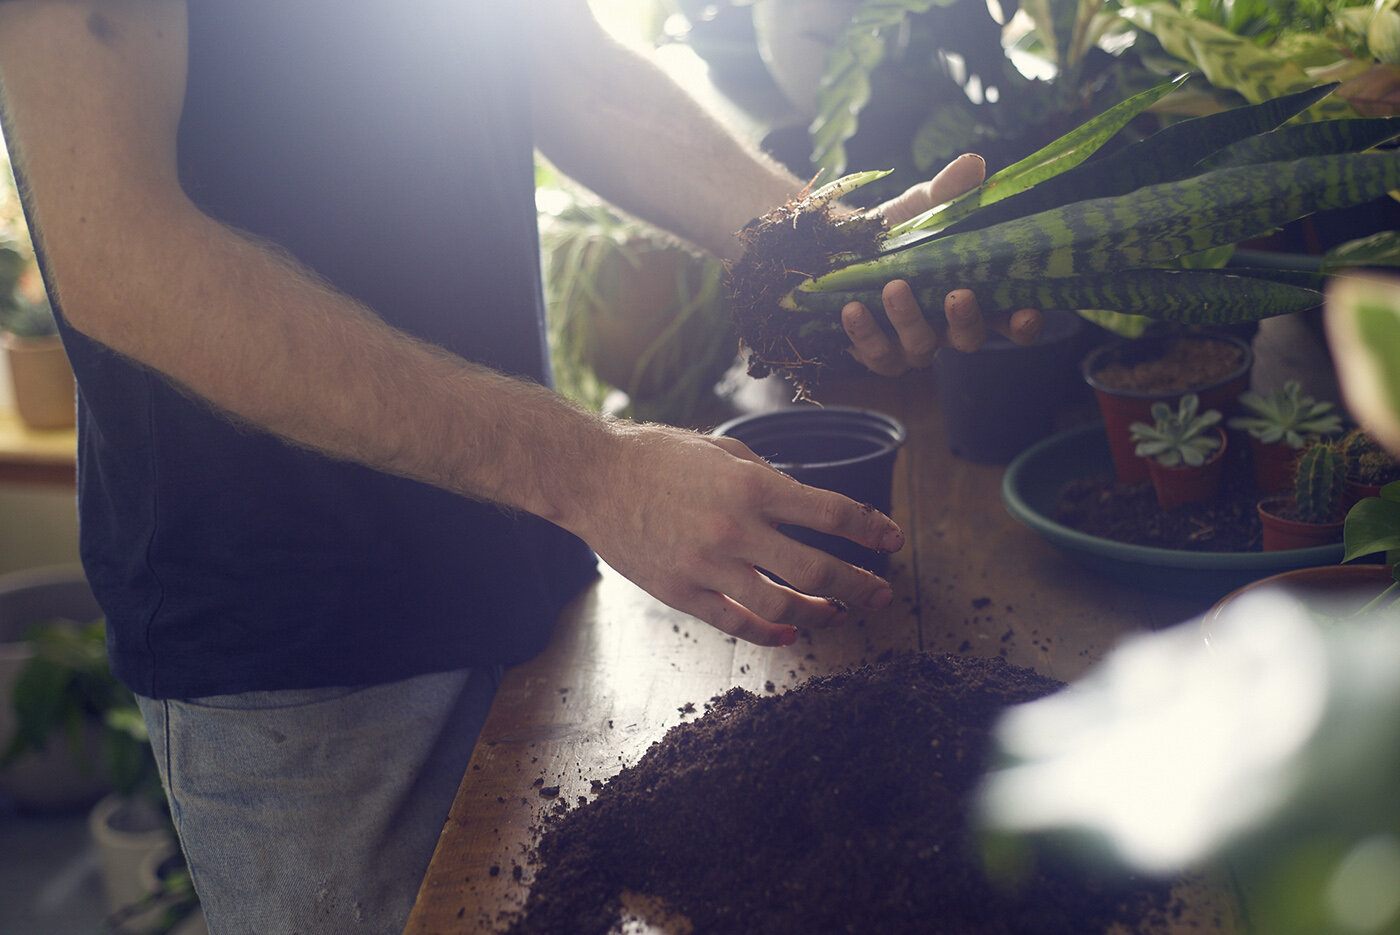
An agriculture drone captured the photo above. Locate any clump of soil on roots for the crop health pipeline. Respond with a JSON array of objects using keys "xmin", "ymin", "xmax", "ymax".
[
  {"xmin": 726, "ymin": 195, "xmax": 886, "ymax": 399},
  {"xmin": 500, "ymin": 652, "xmax": 1183, "ymax": 935}
]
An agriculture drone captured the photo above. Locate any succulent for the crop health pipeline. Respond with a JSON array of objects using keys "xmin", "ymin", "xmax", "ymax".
[
  {"xmin": 1129, "ymin": 394, "xmax": 1224, "ymax": 468},
  {"xmin": 1228, "ymin": 380, "xmax": 1343, "ymax": 448},
  {"xmin": 1293, "ymin": 440, "xmax": 1349, "ymax": 524}
]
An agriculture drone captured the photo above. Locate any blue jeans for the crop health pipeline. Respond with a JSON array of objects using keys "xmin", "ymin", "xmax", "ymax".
[{"xmin": 136, "ymin": 666, "xmax": 501, "ymax": 935}]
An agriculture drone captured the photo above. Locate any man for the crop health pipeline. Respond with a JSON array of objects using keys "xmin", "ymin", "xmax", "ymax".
[{"xmin": 0, "ymin": 1, "xmax": 1038, "ymax": 931}]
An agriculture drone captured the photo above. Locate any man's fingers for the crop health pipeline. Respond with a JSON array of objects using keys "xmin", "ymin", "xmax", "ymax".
[
  {"xmin": 1002, "ymin": 307, "xmax": 1043, "ymax": 346},
  {"xmin": 943, "ymin": 288, "xmax": 988, "ymax": 353},
  {"xmin": 876, "ymin": 153, "xmax": 986, "ymax": 227},
  {"xmin": 679, "ymin": 589, "xmax": 801, "ymax": 647},
  {"xmin": 842, "ymin": 300, "xmax": 903, "ymax": 376},
  {"xmin": 882, "ymin": 279, "xmax": 939, "ymax": 367}
]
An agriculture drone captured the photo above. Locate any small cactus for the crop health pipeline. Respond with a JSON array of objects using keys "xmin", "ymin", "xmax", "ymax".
[
  {"xmin": 1341, "ymin": 428, "xmax": 1400, "ymax": 486},
  {"xmin": 1293, "ymin": 441, "xmax": 1347, "ymax": 524}
]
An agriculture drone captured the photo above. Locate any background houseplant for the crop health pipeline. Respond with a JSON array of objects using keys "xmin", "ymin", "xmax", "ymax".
[
  {"xmin": 0, "ymin": 241, "xmax": 73, "ymax": 431},
  {"xmin": 1128, "ymin": 392, "xmax": 1226, "ymax": 509},
  {"xmin": 1229, "ymin": 379, "xmax": 1344, "ymax": 493},
  {"xmin": 1257, "ymin": 438, "xmax": 1349, "ymax": 550}
]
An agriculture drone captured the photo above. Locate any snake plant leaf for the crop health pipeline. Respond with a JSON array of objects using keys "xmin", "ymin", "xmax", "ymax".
[
  {"xmin": 809, "ymin": 170, "xmax": 895, "ymax": 205},
  {"xmin": 1201, "ymin": 116, "xmax": 1400, "ymax": 171},
  {"xmin": 801, "ymin": 151, "xmax": 1400, "ymax": 296},
  {"xmin": 809, "ymin": 0, "xmax": 962, "ymax": 179},
  {"xmin": 886, "ymin": 75, "xmax": 1190, "ymax": 243},
  {"xmin": 905, "ymin": 81, "xmax": 1341, "ymax": 246},
  {"xmin": 787, "ymin": 268, "xmax": 1323, "ymax": 323}
]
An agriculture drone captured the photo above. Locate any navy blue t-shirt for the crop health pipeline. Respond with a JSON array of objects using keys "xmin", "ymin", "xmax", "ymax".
[{"xmin": 20, "ymin": 0, "xmax": 597, "ymax": 697}]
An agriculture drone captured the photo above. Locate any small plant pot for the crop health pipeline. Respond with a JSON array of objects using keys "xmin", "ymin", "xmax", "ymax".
[
  {"xmin": 1144, "ymin": 428, "xmax": 1228, "ymax": 511},
  {"xmin": 1208, "ymin": 563, "xmax": 1396, "ymax": 625},
  {"xmin": 713, "ymin": 406, "xmax": 906, "ymax": 574},
  {"xmin": 934, "ymin": 309, "xmax": 1086, "ymax": 464},
  {"xmin": 1249, "ymin": 437, "xmax": 1301, "ymax": 495},
  {"xmin": 1084, "ymin": 332, "xmax": 1253, "ymax": 483},
  {"xmin": 2, "ymin": 332, "xmax": 76, "ymax": 430},
  {"xmin": 1257, "ymin": 495, "xmax": 1345, "ymax": 552}
]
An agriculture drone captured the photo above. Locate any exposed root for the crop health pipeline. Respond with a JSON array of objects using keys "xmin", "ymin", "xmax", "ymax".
[{"xmin": 725, "ymin": 196, "xmax": 885, "ymax": 400}]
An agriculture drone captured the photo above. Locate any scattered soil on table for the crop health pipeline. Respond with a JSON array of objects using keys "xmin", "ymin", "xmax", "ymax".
[{"xmin": 499, "ymin": 653, "xmax": 1184, "ymax": 935}]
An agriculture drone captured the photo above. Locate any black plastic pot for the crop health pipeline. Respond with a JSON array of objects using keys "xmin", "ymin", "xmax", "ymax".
[
  {"xmin": 934, "ymin": 309, "xmax": 1087, "ymax": 464},
  {"xmin": 713, "ymin": 406, "xmax": 907, "ymax": 574}
]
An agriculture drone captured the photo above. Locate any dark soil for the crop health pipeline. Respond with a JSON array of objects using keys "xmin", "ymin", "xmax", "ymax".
[
  {"xmin": 500, "ymin": 653, "xmax": 1183, "ymax": 935},
  {"xmin": 1088, "ymin": 335, "xmax": 1247, "ymax": 395},
  {"xmin": 725, "ymin": 194, "xmax": 886, "ymax": 399},
  {"xmin": 1055, "ymin": 468, "xmax": 1264, "ymax": 551}
]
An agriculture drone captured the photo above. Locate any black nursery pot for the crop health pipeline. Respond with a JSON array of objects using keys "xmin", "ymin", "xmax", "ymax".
[
  {"xmin": 934, "ymin": 309, "xmax": 1086, "ymax": 464},
  {"xmin": 713, "ymin": 407, "xmax": 907, "ymax": 574}
]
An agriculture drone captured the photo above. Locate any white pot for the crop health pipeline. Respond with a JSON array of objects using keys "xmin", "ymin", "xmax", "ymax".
[
  {"xmin": 137, "ymin": 842, "xmax": 207, "ymax": 935},
  {"xmin": 89, "ymin": 792, "xmax": 176, "ymax": 919},
  {"xmin": 751, "ymin": 0, "xmax": 863, "ymax": 115}
]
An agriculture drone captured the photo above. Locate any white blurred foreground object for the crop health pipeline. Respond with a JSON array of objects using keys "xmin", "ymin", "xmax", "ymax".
[{"xmin": 979, "ymin": 589, "xmax": 1400, "ymax": 934}]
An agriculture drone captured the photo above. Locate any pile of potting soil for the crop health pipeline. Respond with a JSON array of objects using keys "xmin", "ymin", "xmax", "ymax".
[{"xmin": 499, "ymin": 652, "xmax": 1184, "ymax": 935}]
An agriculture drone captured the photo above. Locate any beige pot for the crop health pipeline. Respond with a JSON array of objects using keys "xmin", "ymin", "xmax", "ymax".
[
  {"xmin": 2, "ymin": 330, "xmax": 75, "ymax": 428},
  {"xmin": 89, "ymin": 792, "xmax": 176, "ymax": 919},
  {"xmin": 2, "ymin": 331, "xmax": 75, "ymax": 430}
]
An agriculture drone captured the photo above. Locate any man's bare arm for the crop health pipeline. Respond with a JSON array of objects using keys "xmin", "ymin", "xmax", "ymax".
[{"xmin": 0, "ymin": 0, "xmax": 904, "ymax": 645}]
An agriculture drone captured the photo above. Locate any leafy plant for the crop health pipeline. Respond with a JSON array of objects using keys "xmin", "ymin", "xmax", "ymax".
[
  {"xmin": 0, "ymin": 242, "xmax": 54, "ymax": 338},
  {"xmin": 728, "ymin": 78, "xmax": 1400, "ymax": 396},
  {"xmin": 1291, "ymin": 439, "xmax": 1348, "ymax": 523},
  {"xmin": 1, "ymin": 618, "xmax": 159, "ymax": 803},
  {"xmin": 1118, "ymin": 0, "xmax": 1400, "ymax": 118},
  {"xmin": 1129, "ymin": 393, "xmax": 1222, "ymax": 467},
  {"xmin": 1228, "ymin": 379, "xmax": 1343, "ymax": 448},
  {"xmin": 536, "ymin": 160, "xmax": 735, "ymax": 425}
]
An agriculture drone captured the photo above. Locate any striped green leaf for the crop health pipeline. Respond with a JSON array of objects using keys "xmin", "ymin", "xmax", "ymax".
[
  {"xmin": 800, "ymin": 152, "xmax": 1400, "ymax": 295},
  {"xmin": 1201, "ymin": 117, "xmax": 1400, "ymax": 170},
  {"xmin": 887, "ymin": 76, "xmax": 1189, "ymax": 242},
  {"xmin": 787, "ymin": 268, "xmax": 1323, "ymax": 324},
  {"xmin": 906, "ymin": 82, "xmax": 1340, "ymax": 246}
]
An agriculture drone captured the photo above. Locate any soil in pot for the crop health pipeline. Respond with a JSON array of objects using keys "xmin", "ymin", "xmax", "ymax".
[
  {"xmin": 499, "ymin": 652, "xmax": 1185, "ymax": 935},
  {"xmin": 1086, "ymin": 332, "xmax": 1252, "ymax": 484},
  {"xmin": 1055, "ymin": 440, "xmax": 1264, "ymax": 552}
]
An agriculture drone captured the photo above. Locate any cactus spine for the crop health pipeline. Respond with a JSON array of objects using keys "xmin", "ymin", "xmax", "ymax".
[{"xmin": 1294, "ymin": 442, "xmax": 1347, "ymax": 523}]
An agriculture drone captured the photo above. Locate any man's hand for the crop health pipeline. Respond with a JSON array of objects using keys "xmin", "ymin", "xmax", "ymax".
[
  {"xmin": 842, "ymin": 154, "xmax": 1042, "ymax": 374},
  {"xmin": 569, "ymin": 421, "xmax": 903, "ymax": 648}
]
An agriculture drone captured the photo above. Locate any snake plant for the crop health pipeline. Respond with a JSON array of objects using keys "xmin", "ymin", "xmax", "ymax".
[{"xmin": 727, "ymin": 78, "xmax": 1400, "ymax": 396}]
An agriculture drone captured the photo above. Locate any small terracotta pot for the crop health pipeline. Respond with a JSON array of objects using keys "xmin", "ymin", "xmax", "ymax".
[
  {"xmin": 1144, "ymin": 428, "xmax": 1228, "ymax": 510},
  {"xmin": 2, "ymin": 332, "xmax": 75, "ymax": 430},
  {"xmin": 1208, "ymin": 564, "xmax": 1395, "ymax": 625},
  {"xmin": 1345, "ymin": 477, "xmax": 1385, "ymax": 509},
  {"xmin": 1249, "ymin": 437, "xmax": 1300, "ymax": 495},
  {"xmin": 1084, "ymin": 332, "xmax": 1252, "ymax": 483},
  {"xmin": 1257, "ymin": 495, "xmax": 1344, "ymax": 551}
]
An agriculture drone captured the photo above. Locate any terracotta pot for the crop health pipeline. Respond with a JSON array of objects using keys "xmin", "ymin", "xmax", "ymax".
[
  {"xmin": 1083, "ymin": 332, "xmax": 1253, "ymax": 483},
  {"xmin": 1208, "ymin": 564, "xmax": 1396, "ymax": 625},
  {"xmin": 1345, "ymin": 477, "xmax": 1385, "ymax": 509},
  {"xmin": 1257, "ymin": 495, "xmax": 1345, "ymax": 551},
  {"xmin": 1250, "ymin": 437, "xmax": 1300, "ymax": 495},
  {"xmin": 1144, "ymin": 428, "xmax": 1228, "ymax": 510},
  {"xmin": 2, "ymin": 331, "xmax": 75, "ymax": 430}
]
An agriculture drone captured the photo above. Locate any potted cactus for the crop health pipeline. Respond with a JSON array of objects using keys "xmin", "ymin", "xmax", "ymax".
[
  {"xmin": 1257, "ymin": 439, "xmax": 1349, "ymax": 551},
  {"xmin": 1340, "ymin": 427, "xmax": 1400, "ymax": 505},
  {"xmin": 1128, "ymin": 393, "xmax": 1227, "ymax": 510},
  {"xmin": 1228, "ymin": 380, "xmax": 1344, "ymax": 494}
]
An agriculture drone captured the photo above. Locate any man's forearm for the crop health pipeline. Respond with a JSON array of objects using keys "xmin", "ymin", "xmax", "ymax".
[
  {"xmin": 530, "ymin": 0, "xmax": 803, "ymax": 262},
  {"xmin": 54, "ymin": 197, "xmax": 613, "ymax": 528}
]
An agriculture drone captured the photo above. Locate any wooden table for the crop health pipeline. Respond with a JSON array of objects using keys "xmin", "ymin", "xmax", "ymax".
[
  {"xmin": 405, "ymin": 370, "xmax": 1236, "ymax": 934},
  {"xmin": 0, "ymin": 405, "xmax": 75, "ymax": 486}
]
